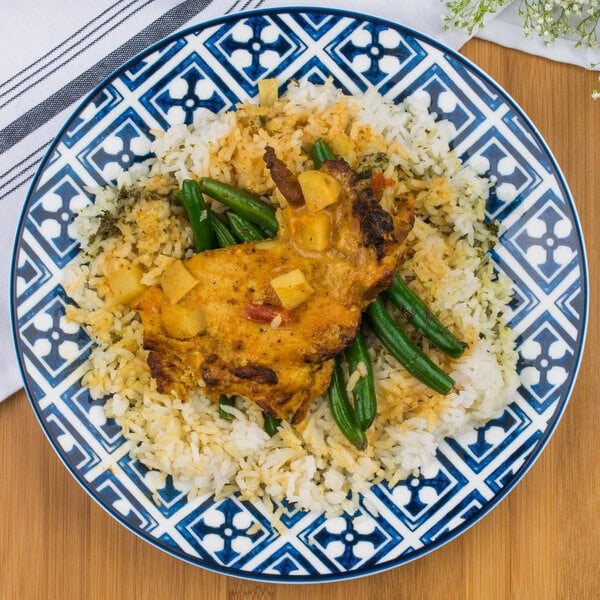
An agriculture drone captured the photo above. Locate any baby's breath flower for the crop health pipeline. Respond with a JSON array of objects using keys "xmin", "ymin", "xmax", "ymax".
[
  {"xmin": 443, "ymin": 1, "xmax": 600, "ymax": 98},
  {"xmin": 442, "ymin": 0, "xmax": 513, "ymax": 33},
  {"xmin": 442, "ymin": 0, "xmax": 600, "ymax": 48}
]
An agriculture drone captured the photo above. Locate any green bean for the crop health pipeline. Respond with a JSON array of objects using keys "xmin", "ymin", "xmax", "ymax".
[
  {"xmin": 199, "ymin": 177, "xmax": 279, "ymax": 233},
  {"xmin": 386, "ymin": 275, "xmax": 467, "ymax": 359},
  {"xmin": 328, "ymin": 356, "xmax": 367, "ymax": 451},
  {"xmin": 226, "ymin": 210, "xmax": 268, "ymax": 243},
  {"xmin": 365, "ymin": 297, "xmax": 454, "ymax": 395},
  {"xmin": 176, "ymin": 179, "xmax": 215, "ymax": 252},
  {"xmin": 262, "ymin": 412, "xmax": 282, "ymax": 437},
  {"xmin": 218, "ymin": 394, "xmax": 236, "ymax": 420},
  {"xmin": 310, "ymin": 138, "xmax": 336, "ymax": 169},
  {"xmin": 207, "ymin": 210, "xmax": 238, "ymax": 248},
  {"xmin": 345, "ymin": 327, "xmax": 377, "ymax": 431}
]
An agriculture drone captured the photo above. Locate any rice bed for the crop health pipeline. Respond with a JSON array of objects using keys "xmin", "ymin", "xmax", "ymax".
[{"xmin": 64, "ymin": 81, "xmax": 519, "ymax": 519}]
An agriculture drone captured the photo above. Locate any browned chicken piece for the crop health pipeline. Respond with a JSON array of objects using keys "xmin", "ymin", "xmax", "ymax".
[{"xmin": 133, "ymin": 150, "xmax": 414, "ymax": 423}]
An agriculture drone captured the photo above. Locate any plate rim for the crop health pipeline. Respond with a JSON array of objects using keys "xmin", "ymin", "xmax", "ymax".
[{"xmin": 10, "ymin": 6, "xmax": 589, "ymax": 583}]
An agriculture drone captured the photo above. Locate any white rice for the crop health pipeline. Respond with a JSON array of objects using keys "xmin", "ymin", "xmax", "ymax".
[{"xmin": 64, "ymin": 80, "xmax": 519, "ymax": 521}]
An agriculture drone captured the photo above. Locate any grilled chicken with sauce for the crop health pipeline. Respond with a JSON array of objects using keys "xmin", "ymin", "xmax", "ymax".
[{"xmin": 133, "ymin": 149, "xmax": 414, "ymax": 423}]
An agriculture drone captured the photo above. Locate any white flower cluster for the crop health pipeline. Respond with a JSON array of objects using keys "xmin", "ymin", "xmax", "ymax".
[
  {"xmin": 520, "ymin": 0, "xmax": 600, "ymax": 46},
  {"xmin": 443, "ymin": 0, "xmax": 600, "ymax": 48}
]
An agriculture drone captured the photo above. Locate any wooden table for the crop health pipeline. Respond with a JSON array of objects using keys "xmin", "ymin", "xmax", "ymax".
[{"xmin": 1, "ymin": 38, "xmax": 598, "ymax": 600}]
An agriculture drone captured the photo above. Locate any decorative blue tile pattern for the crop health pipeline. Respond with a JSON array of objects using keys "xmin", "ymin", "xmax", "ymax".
[
  {"xmin": 62, "ymin": 385, "xmax": 124, "ymax": 453},
  {"xmin": 140, "ymin": 52, "xmax": 238, "ymax": 127},
  {"xmin": 419, "ymin": 489, "xmax": 489, "ymax": 545},
  {"xmin": 44, "ymin": 403, "xmax": 103, "ymax": 472},
  {"xmin": 11, "ymin": 9, "xmax": 587, "ymax": 582},
  {"xmin": 78, "ymin": 107, "xmax": 154, "ymax": 185},
  {"xmin": 397, "ymin": 63, "xmax": 485, "ymax": 147},
  {"xmin": 332, "ymin": 20, "xmax": 428, "ymax": 93},
  {"xmin": 555, "ymin": 277, "xmax": 585, "ymax": 324},
  {"xmin": 205, "ymin": 14, "xmax": 307, "ymax": 94},
  {"xmin": 62, "ymin": 85, "xmax": 124, "ymax": 148},
  {"xmin": 93, "ymin": 470, "xmax": 160, "ymax": 532},
  {"xmin": 177, "ymin": 494, "xmax": 276, "ymax": 569},
  {"xmin": 18, "ymin": 287, "xmax": 92, "ymax": 386},
  {"xmin": 13, "ymin": 238, "xmax": 53, "ymax": 303},
  {"xmin": 444, "ymin": 404, "xmax": 533, "ymax": 473},
  {"xmin": 371, "ymin": 456, "xmax": 469, "ymax": 531},
  {"xmin": 503, "ymin": 190, "xmax": 579, "ymax": 290},
  {"xmin": 517, "ymin": 319, "xmax": 577, "ymax": 413},
  {"xmin": 445, "ymin": 55, "xmax": 504, "ymax": 111},
  {"xmin": 26, "ymin": 165, "xmax": 90, "ymax": 269},
  {"xmin": 306, "ymin": 509, "xmax": 403, "ymax": 572},
  {"xmin": 255, "ymin": 541, "xmax": 322, "ymax": 576},
  {"xmin": 462, "ymin": 126, "xmax": 544, "ymax": 221},
  {"xmin": 120, "ymin": 39, "xmax": 188, "ymax": 91},
  {"xmin": 485, "ymin": 430, "xmax": 543, "ymax": 494}
]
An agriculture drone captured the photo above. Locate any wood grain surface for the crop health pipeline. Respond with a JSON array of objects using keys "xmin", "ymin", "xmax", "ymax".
[{"xmin": 1, "ymin": 38, "xmax": 598, "ymax": 600}]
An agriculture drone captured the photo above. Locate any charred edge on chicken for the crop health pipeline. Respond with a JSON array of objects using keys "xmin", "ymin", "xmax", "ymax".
[
  {"xmin": 232, "ymin": 364, "xmax": 279, "ymax": 384},
  {"xmin": 320, "ymin": 159, "xmax": 395, "ymax": 260}
]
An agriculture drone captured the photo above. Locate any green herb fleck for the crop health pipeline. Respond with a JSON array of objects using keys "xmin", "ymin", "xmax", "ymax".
[{"xmin": 89, "ymin": 210, "xmax": 120, "ymax": 245}]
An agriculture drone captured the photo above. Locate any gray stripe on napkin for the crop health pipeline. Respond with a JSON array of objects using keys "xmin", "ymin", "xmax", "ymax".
[
  {"xmin": 0, "ymin": 0, "xmax": 222, "ymax": 155},
  {"xmin": 0, "ymin": 0, "xmax": 154, "ymax": 109},
  {"xmin": 226, "ymin": 0, "xmax": 264, "ymax": 14},
  {"xmin": 0, "ymin": 144, "xmax": 49, "ymax": 196},
  {"xmin": 0, "ymin": 0, "xmax": 140, "ymax": 105}
]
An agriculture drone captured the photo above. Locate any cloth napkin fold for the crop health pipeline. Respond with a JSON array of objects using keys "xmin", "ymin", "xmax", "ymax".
[{"xmin": 1, "ymin": 0, "xmax": 597, "ymax": 403}]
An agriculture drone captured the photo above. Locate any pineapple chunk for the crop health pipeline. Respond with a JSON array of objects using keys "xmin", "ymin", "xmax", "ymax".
[
  {"xmin": 329, "ymin": 133, "xmax": 354, "ymax": 158},
  {"xmin": 296, "ymin": 212, "xmax": 331, "ymax": 252},
  {"xmin": 297, "ymin": 170, "xmax": 341, "ymax": 213},
  {"xmin": 255, "ymin": 240, "xmax": 277, "ymax": 251},
  {"xmin": 106, "ymin": 263, "xmax": 147, "ymax": 305},
  {"xmin": 258, "ymin": 78, "xmax": 278, "ymax": 107},
  {"xmin": 160, "ymin": 259, "xmax": 199, "ymax": 304},
  {"xmin": 270, "ymin": 269, "xmax": 314, "ymax": 310},
  {"xmin": 161, "ymin": 303, "xmax": 206, "ymax": 339}
]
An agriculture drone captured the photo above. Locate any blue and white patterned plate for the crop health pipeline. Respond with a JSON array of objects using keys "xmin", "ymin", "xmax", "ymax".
[{"xmin": 11, "ymin": 8, "xmax": 587, "ymax": 581}]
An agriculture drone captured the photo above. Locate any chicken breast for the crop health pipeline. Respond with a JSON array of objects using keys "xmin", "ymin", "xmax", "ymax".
[{"xmin": 134, "ymin": 151, "xmax": 414, "ymax": 422}]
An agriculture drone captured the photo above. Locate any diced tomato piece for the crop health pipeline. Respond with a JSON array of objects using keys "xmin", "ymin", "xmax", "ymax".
[
  {"xmin": 244, "ymin": 303, "xmax": 292, "ymax": 326},
  {"xmin": 371, "ymin": 172, "xmax": 394, "ymax": 195}
]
